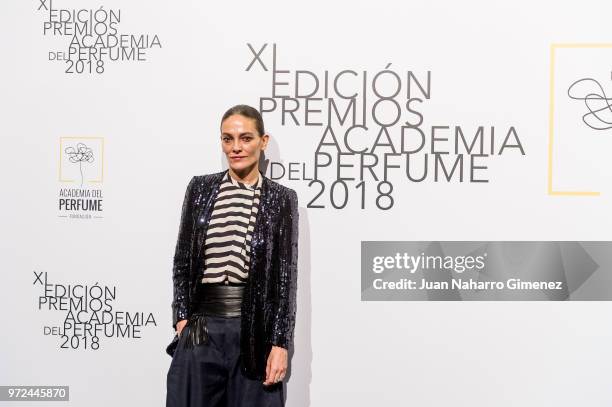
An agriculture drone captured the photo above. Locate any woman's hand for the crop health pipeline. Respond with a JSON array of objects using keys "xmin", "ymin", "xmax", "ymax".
[
  {"xmin": 176, "ymin": 319, "xmax": 188, "ymax": 337},
  {"xmin": 263, "ymin": 346, "xmax": 288, "ymax": 386}
]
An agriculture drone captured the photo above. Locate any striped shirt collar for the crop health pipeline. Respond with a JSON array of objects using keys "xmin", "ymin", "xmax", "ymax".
[{"xmin": 226, "ymin": 169, "xmax": 262, "ymax": 190}]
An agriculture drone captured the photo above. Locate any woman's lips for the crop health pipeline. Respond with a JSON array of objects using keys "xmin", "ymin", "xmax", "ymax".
[{"xmin": 231, "ymin": 156, "xmax": 245, "ymax": 161}]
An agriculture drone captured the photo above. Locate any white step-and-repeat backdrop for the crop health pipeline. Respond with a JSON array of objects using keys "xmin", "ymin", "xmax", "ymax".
[{"xmin": 2, "ymin": 0, "xmax": 612, "ymax": 406}]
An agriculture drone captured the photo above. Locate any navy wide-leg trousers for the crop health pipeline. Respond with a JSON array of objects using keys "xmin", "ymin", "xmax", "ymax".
[{"xmin": 166, "ymin": 316, "xmax": 284, "ymax": 407}]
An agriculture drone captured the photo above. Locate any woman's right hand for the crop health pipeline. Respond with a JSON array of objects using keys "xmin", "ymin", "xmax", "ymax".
[{"xmin": 176, "ymin": 319, "xmax": 188, "ymax": 337}]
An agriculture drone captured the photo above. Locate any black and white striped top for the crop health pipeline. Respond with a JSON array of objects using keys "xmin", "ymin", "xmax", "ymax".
[{"xmin": 201, "ymin": 170, "xmax": 262, "ymax": 284}]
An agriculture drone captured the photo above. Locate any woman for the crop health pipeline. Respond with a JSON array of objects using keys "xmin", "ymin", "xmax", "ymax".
[{"xmin": 166, "ymin": 104, "xmax": 299, "ymax": 407}]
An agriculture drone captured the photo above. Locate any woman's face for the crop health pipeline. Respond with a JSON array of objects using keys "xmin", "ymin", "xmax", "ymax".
[{"xmin": 220, "ymin": 114, "xmax": 268, "ymax": 173}]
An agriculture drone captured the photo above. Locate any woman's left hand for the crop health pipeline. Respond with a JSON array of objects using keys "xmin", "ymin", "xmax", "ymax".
[{"xmin": 263, "ymin": 346, "xmax": 288, "ymax": 386}]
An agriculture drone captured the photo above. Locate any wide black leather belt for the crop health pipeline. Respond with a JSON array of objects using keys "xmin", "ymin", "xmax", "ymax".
[
  {"xmin": 194, "ymin": 283, "xmax": 244, "ymax": 317},
  {"xmin": 183, "ymin": 283, "xmax": 245, "ymax": 350}
]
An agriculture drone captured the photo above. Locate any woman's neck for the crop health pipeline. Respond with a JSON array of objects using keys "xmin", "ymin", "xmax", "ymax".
[{"xmin": 228, "ymin": 166, "xmax": 259, "ymax": 186}]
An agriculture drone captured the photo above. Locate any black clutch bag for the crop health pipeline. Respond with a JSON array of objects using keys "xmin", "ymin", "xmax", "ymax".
[{"xmin": 165, "ymin": 333, "xmax": 179, "ymax": 357}]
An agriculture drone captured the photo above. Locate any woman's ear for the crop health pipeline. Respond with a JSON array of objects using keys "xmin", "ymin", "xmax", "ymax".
[{"xmin": 261, "ymin": 133, "xmax": 269, "ymax": 149}]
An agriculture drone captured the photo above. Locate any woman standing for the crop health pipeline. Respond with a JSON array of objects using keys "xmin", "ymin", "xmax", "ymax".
[{"xmin": 166, "ymin": 105, "xmax": 299, "ymax": 407}]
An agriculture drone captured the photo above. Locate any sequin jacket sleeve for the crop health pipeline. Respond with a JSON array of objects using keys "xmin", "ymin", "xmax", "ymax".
[
  {"xmin": 171, "ymin": 176, "xmax": 197, "ymax": 330},
  {"xmin": 270, "ymin": 189, "xmax": 299, "ymax": 349}
]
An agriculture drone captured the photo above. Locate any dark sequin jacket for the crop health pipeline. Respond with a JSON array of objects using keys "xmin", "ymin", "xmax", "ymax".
[{"xmin": 171, "ymin": 169, "xmax": 299, "ymax": 380}]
